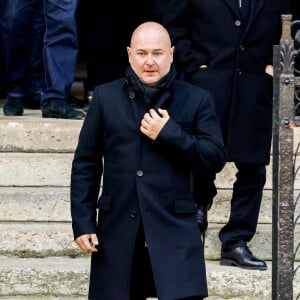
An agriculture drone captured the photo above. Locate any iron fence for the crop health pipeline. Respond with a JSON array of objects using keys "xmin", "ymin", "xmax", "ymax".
[{"xmin": 272, "ymin": 14, "xmax": 300, "ymax": 300}]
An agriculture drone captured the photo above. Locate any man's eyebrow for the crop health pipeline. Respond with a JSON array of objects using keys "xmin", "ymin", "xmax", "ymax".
[{"xmin": 135, "ymin": 48, "xmax": 164, "ymax": 52}]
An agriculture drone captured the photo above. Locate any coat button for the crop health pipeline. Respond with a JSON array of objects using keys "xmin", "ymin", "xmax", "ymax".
[
  {"xmin": 236, "ymin": 68, "xmax": 242, "ymax": 75},
  {"xmin": 236, "ymin": 69, "xmax": 242, "ymax": 75},
  {"xmin": 137, "ymin": 170, "xmax": 143, "ymax": 177},
  {"xmin": 235, "ymin": 20, "xmax": 241, "ymax": 27},
  {"xmin": 130, "ymin": 211, "xmax": 137, "ymax": 218},
  {"xmin": 129, "ymin": 92, "xmax": 135, "ymax": 99}
]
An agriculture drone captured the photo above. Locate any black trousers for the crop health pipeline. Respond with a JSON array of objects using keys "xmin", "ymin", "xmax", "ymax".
[
  {"xmin": 130, "ymin": 223, "xmax": 156, "ymax": 300},
  {"xmin": 195, "ymin": 163, "xmax": 266, "ymax": 251}
]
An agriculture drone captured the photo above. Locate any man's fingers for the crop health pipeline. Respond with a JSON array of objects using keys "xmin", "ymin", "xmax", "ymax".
[
  {"xmin": 75, "ymin": 234, "xmax": 98, "ymax": 253},
  {"xmin": 141, "ymin": 118, "xmax": 148, "ymax": 128},
  {"xmin": 149, "ymin": 109, "xmax": 159, "ymax": 118},
  {"xmin": 158, "ymin": 108, "xmax": 169, "ymax": 118},
  {"xmin": 140, "ymin": 109, "xmax": 169, "ymax": 140},
  {"xmin": 145, "ymin": 113, "xmax": 152, "ymax": 121},
  {"xmin": 90, "ymin": 234, "xmax": 99, "ymax": 247},
  {"xmin": 147, "ymin": 109, "xmax": 169, "ymax": 120}
]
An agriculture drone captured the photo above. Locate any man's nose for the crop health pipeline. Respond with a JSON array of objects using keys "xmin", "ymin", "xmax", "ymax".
[{"xmin": 146, "ymin": 54, "xmax": 154, "ymax": 64}]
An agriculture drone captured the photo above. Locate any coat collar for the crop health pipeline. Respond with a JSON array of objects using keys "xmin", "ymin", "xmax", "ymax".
[{"xmin": 125, "ymin": 65, "xmax": 176, "ymax": 110}]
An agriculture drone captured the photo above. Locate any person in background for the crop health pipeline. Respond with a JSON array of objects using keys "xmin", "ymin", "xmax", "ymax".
[
  {"xmin": 71, "ymin": 22, "xmax": 226, "ymax": 300},
  {"xmin": 0, "ymin": 0, "xmax": 45, "ymax": 116},
  {"xmin": 164, "ymin": 0, "xmax": 290, "ymax": 270},
  {"xmin": 40, "ymin": 0, "xmax": 84, "ymax": 119}
]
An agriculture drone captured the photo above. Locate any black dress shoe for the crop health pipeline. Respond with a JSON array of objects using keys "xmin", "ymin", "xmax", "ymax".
[
  {"xmin": 220, "ymin": 245, "xmax": 267, "ymax": 271},
  {"xmin": 3, "ymin": 96, "xmax": 24, "ymax": 116},
  {"xmin": 42, "ymin": 99, "xmax": 85, "ymax": 120}
]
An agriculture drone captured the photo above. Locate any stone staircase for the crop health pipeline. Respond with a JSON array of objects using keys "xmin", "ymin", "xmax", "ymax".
[{"xmin": 0, "ymin": 87, "xmax": 300, "ymax": 299}]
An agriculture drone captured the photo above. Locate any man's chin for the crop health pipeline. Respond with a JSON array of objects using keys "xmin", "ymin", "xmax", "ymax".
[{"xmin": 142, "ymin": 76, "xmax": 159, "ymax": 87}]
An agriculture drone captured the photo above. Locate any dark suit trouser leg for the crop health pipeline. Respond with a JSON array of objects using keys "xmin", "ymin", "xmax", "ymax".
[
  {"xmin": 42, "ymin": 0, "xmax": 80, "ymax": 102},
  {"xmin": 192, "ymin": 166, "xmax": 217, "ymax": 207},
  {"xmin": 130, "ymin": 222, "xmax": 156, "ymax": 300},
  {"xmin": 0, "ymin": 0, "xmax": 45, "ymax": 96},
  {"xmin": 219, "ymin": 163, "xmax": 266, "ymax": 251}
]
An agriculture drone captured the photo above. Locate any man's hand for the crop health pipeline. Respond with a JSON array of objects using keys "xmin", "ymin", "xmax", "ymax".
[
  {"xmin": 265, "ymin": 64, "xmax": 273, "ymax": 77},
  {"xmin": 140, "ymin": 108, "xmax": 170, "ymax": 140},
  {"xmin": 75, "ymin": 233, "xmax": 99, "ymax": 253}
]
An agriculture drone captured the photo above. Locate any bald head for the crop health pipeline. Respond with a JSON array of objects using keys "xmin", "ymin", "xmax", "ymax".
[
  {"xmin": 127, "ymin": 22, "xmax": 174, "ymax": 87},
  {"xmin": 130, "ymin": 22, "xmax": 172, "ymax": 48}
]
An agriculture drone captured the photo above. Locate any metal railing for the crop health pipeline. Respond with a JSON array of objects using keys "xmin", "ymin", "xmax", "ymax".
[{"xmin": 272, "ymin": 14, "xmax": 300, "ymax": 300}]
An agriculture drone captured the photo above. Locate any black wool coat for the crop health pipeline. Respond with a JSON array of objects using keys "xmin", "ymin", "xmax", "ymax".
[
  {"xmin": 71, "ymin": 76, "xmax": 226, "ymax": 300},
  {"xmin": 164, "ymin": 0, "xmax": 290, "ymax": 165}
]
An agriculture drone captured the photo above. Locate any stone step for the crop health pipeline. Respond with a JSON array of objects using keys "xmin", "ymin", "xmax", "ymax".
[
  {"xmin": 0, "ymin": 186, "xmax": 270, "ymax": 221},
  {"xmin": 0, "ymin": 257, "xmax": 88, "ymax": 298},
  {"xmin": 0, "ymin": 186, "xmax": 298, "ymax": 261},
  {"xmin": 0, "ymin": 153, "xmax": 72, "ymax": 187},
  {"xmin": 1, "ymin": 221, "xmax": 299, "ymax": 261},
  {"xmin": 0, "ymin": 298, "xmax": 269, "ymax": 300},
  {"xmin": 0, "ymin": 295, "xmax": 86, "ymax": 300},
  {"xmin": 0, "ymin": 222, "xmax": 83, "ymax": 258},
  {"xmin": 1, "ymin": 187, "xmax": 299, "ymax": 224},
  {"xmin": 0, "ymin": 115, "xmax": 81, "ymax": 153},
  {"xmin": 0, "ymin": 187, "xmax": 71, "ymax": 222},
  {"xmin": 0, "ymin": 298, "xmax": 86, "ymax": 300},
  {"xmin": 1, "ymin": 107, "xmax": 300, "ymax": 152},
  {"xmin": 2, "ymin": 112, "xmax": 300, "ymax": 189},
  {"xmin": 0, "ymin": 152, "xmax": 275, "ymax": 189},
  {"xmin": 3, "ymin": 150, "xmax": 300, "ymax": 190},
  {"xmin": 1, "ymin": 257, "xmax": 299, "ymax": 299}
]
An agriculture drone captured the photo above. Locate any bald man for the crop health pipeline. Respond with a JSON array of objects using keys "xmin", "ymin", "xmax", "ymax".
[{"xmin": 71, "ymin": 22, "xmax": 226, "ymax": 300}]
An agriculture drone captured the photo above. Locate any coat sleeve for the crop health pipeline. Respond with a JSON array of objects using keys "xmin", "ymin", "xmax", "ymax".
[
  {"xmin": 163, "ymin": 0, "xmax": 208, "ymax": 74},
  {"xmin": 154, "ymin": 92, "xmax": 226, "ymax": 173},
  {"xmin": 71, "ymin": 88, "xmax": 104, "ymax": 240}
]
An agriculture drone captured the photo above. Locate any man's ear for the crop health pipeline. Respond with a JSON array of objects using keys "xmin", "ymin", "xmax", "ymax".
[
  {"xmin": 170, "ymin": 46, "xmax": 175, "ymax": 61},
  {"xmin": 127, "ymin": 46, "xmax": 132, "ymax": 62}
]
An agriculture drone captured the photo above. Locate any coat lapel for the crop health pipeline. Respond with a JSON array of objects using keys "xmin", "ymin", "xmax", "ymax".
[
  {"xmin": 244, "ymin": 0, "xmax": 265, "ymax": 34},
  {"xmin": 223, "ymin": 0, "xmax": 240, "ymax": 19}
]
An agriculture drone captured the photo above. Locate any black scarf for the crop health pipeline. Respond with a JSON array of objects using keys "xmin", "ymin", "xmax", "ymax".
[{"xmin": 125, "ymin": 64, "xmax": 177, "ymax": 109}]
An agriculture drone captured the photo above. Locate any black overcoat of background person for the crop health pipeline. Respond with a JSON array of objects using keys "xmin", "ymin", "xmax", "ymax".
[
  {"xmin": 164, "ymin": 0, "xmax": 290, "ymax": 165},
  {"xmin": 71, "ymin": 73, "xmax": 226, "ymax": 299}
]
